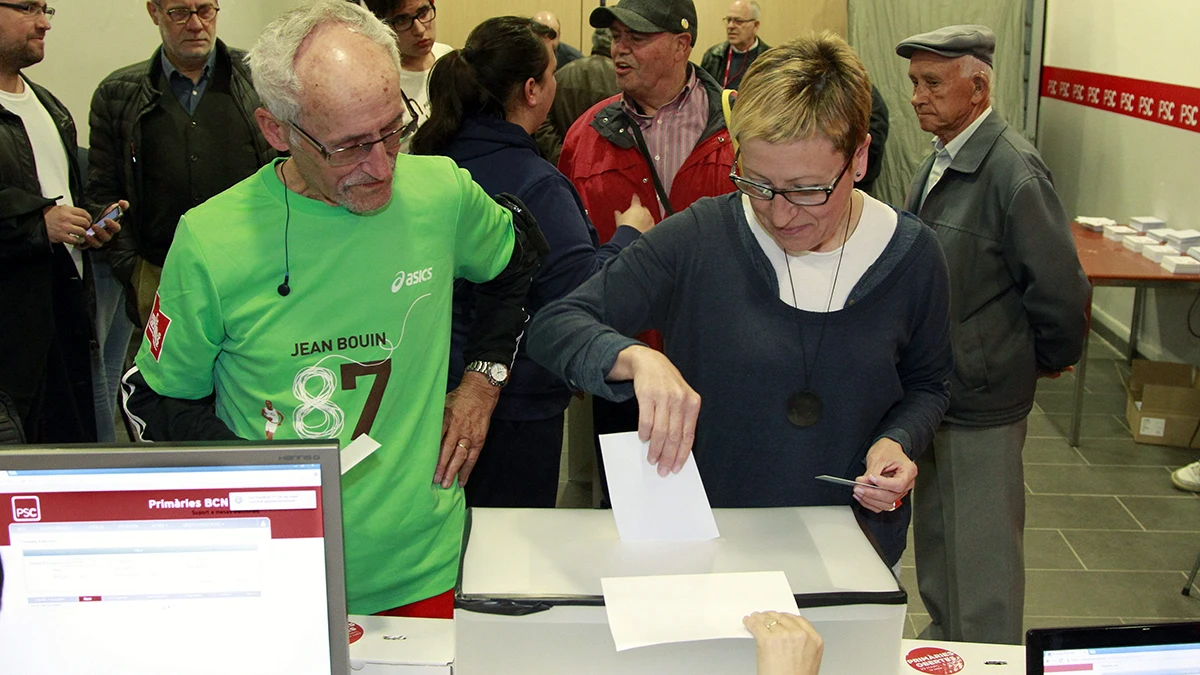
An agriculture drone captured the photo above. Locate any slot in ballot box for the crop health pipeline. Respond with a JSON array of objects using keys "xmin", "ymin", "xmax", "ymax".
[{"xmin": 454, "ymin": 506, "xmax": 907, "ymax": 675}]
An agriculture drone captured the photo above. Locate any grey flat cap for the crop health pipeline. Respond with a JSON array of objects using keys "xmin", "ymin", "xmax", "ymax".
[{"xmin": 895, "ymin": 25, "xmax": 995, "ymax": 66}]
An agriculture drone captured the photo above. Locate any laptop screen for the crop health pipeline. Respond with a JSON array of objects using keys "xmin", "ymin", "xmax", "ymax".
[
  {"xmin": 0, "ymin": 444, "xmax": 349, "ymax": 675},
  {"xmin": 1028, "ymin": 621, "xmax": 1200, "ymax": 675}
]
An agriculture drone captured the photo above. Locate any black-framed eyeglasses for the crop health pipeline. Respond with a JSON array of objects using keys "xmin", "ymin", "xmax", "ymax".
[
  {"xmin": 386, "ymin": 3, "xmax": 435, "ymax": 32},
  {"xmin": 0, "ymin": 2, "xmax": 55, "ymax": 20},
  {"xmin": 154, "ymin": 2, "xmax": 219, "ymax": 25},
  {"xmin": 288, "ymin": 92, "xmax": 420, "ymax": 167},
  {"xmin": 723, "ymin": 16, "xmax": 754, "ymax": 25},
  {"xmin": 729, "ymin": 152, "xmax": 853, "ymax": 207}
]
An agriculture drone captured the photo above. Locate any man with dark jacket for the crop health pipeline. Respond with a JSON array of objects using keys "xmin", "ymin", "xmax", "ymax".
[
  {"xmin": 535, "ymin": 28, "xmax": 619, "ymax": 165},
  {"xmin": 897, "ymin": 26, "xmax": 1089, "ymax": 645},
  {"xmin": 0, "ymin": 1, "xmax": 121, "ymax": 443},
  {"xmin": 88, "ymin": 0, "xmax": 276, "ymax": 329},
  {"xmin": 699, "ymin": 0, "xmax": 769, "ymax": 90}
]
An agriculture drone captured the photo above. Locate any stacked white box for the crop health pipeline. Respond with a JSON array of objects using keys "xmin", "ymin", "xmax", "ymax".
[
  {"xmin": 1146, "ymin": 228, "xmax": 1174, "ymax": 244},
  {"xmin": 1077, "ymin": 216, "xmax": 1115, "ymax": 231},
  {"xmin": 1161, "ymin": 255, "xmax": 1200, "ymax": 274},
  {"xmin": 1130, "ymin": 216, "xmax": 1166, "ymax": 232},
  {"xmin": 1164, "ymin": 229, "xmax": 1200, "ymax": 251},
  {"xmin": 1123, "ymin": 235, "xmax": 1158, "ymax": 252},
  {"xmin": 1189, "ymin": 246, "xmax": 1200, "ymax": 262},
  {"xmin": 1103, "ymin": 224, "xmax": 1137, "ymax": 241},
  {"xmin": 1143, "ymin": 245, "xmax": 1178, "ymax": 263}
]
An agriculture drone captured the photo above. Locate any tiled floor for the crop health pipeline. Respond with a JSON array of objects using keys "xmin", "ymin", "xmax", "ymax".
[
  {"xmin": 899, "ymin": 333, "xmax": 1200, "ymax": 638},
  {"xmin": 557, "ymin": 332, "xmax": 1200, "ymax": 640}
]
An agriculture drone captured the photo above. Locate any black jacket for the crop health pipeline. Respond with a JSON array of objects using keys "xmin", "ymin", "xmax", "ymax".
[
  {"xmin": 0, "ymin": 76, "xmax": 95, "ymax": 441},
  {"xmin": 86, "ymin": 40, "xmax": 275, "ymax": 285},
  {"xmin": 699, "ymin": 39, "xmax": 770, "ymax": 89}
]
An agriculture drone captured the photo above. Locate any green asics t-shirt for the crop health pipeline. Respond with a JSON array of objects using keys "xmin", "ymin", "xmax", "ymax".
[{"xmin": 136, "ymin": 156, "xmax": 515, "ymax": 613}]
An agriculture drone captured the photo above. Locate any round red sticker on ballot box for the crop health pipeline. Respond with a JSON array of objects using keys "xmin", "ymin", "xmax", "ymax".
[
  {"xmin": 905, "ymin": 646, "xmax": 965, "ymax": 674},
  {"xmin": 348, "ymin": 621, "xmax": 364, "ymax": 645}
]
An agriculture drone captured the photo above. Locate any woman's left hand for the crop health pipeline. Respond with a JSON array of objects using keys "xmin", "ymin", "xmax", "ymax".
[{"xmin": 852, "ymin": 438, "xmax": 916, "ymax": 513}]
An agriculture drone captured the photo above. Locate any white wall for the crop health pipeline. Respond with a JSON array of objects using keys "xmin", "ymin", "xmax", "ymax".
[
  {"xmin": 1039, "ymin": 0, "xmax": 1200, "ymax": 363},
  {"xmin": 23, "ymin": 0, "xmax": 306, "ymax": 138}
]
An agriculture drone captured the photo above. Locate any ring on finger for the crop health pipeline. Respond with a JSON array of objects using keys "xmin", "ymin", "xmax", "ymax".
[
  {"xmin": 764, "ymin": 619, "xmax": 779, "ymax": 630},
  {"xmin": 456, "ymin": 441, "xmax": 468, "ymax": 449}
]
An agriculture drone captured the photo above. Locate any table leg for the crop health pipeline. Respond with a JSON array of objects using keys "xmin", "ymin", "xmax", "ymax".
[
  {"xmin": 1069, "ymin": 297, "xmax": 1095, "ymax": 448},
  {"xmin": 1128, "ymin": 287, "xmax": 1145, "ymax": 363}
]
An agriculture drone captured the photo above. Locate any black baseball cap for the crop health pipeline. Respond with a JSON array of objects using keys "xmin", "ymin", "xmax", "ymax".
[{"xmin": 590, "ymin": 0, "xmax": 698, "ymax": 42}]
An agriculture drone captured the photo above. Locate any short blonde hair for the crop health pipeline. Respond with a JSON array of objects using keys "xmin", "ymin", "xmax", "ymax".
[{"xmin": 729, "ymin": 32, "xmax": 871, "ymax": 159}]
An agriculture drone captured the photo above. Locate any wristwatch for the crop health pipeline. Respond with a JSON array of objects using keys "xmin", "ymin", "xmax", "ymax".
[{"xmin": 465, "ymin": 360, "xmax": 510, "ymax": 388}]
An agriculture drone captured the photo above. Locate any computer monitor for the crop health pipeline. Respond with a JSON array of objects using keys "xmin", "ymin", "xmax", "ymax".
[
  {"xmin": 0, "ymin": 443, "xmax": 349, "ymax": 675},
  {"xmin": 1026, "ymin": 620, "xmax": 1200, "ymax": 674}
]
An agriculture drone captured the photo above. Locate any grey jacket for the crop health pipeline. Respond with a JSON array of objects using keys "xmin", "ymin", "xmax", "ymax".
[{"xmin": 905, "ymin": 111, "xmax": 1089, "ymax": 426}]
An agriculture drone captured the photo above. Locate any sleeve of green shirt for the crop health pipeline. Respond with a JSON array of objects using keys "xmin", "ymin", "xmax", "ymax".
[
  {"xmin": 451, "ymin": 163, "xmax": 515, "ymax": 283},
  {"xmin": 135, "ymin": 217, "xmax": 225, "ymax": 400}
]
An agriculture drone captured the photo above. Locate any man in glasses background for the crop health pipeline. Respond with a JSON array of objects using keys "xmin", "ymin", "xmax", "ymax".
[
  {"xmin": 0, "ymin": 1, "xmax": 122, "ymax": 444},
  {"xmin": 699, "ymin": 0, "xmax": 768, "ymax": 91},
  {"xmin": 364, "ymin": 0, "xmax": 449, "ymax": 149},
  {"xmin": 86, "ymin": 0, "xmax": 275, "ymax": 438},
  {"xmin": 121, "ymin": 0, "xmax": 543, "ymax": 619}
]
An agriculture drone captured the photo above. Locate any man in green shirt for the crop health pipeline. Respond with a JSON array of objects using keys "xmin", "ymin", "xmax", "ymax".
[{"xmin": 122, "ymin": 0, "xmax": 543, "ymax": 617}]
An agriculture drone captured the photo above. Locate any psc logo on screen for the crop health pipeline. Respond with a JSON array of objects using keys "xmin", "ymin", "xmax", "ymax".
[{"xmin": 11, "ymin": 495, "xmax": 41, "ymax": 522}]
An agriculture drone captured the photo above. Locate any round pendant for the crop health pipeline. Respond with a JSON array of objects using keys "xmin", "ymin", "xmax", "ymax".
[{"xmin": 786, "ymin": 390, "xmax": 823, "ymax": 428}]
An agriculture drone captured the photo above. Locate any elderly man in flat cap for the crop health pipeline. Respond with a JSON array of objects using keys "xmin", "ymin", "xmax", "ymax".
[{"xmin": 897, "ymin": 25, "xmax": 1089, "ymax": 644}]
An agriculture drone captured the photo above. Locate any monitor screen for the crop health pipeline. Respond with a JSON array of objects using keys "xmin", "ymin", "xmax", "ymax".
[
  {"xmin": 0, "ymin": 444, "xmax": 349, "ymax": 675},
  {"xmin": 1028, "ymin": 621, "xmax": 1200, "ymax": 675}
]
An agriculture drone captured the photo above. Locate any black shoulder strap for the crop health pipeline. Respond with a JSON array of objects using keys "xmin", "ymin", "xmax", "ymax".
[{"xmin": 625, "ymin": 121, "xmax": 675, "ymax": 217}]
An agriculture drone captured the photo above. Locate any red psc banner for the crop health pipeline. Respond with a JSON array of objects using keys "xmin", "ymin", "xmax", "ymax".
[
  {"xmin": 1041, "ymin": 66, "xmax": 1200, "ymax": 134},
  {"xmin": 0, "ymin": 488, "xmax": 323, "ymax": 545}
]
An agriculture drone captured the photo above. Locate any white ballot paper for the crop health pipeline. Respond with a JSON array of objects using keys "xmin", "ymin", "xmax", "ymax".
[
  {"xmin": 601, "ymin": 571, "xmax": 800, "ymax": 651},
  {"xmin": 599, "ymin": 431, "xmax": 719, "ymax": 541},
  {"xmin": 341, "ymin": 433, "xmax": 381, "ymax": 474}
]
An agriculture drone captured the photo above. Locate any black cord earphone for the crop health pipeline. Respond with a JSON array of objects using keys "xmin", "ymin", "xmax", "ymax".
[{"xmin": 278, "ymin": 161, "xmax": 292, "ymax": 297}]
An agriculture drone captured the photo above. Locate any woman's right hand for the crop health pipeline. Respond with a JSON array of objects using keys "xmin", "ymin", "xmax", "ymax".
[
  {"xmin": 743, "ymin": 612, "xmax": 824, "ymax": 675},
  {"xmin": 608, "ymin": 345, "xmax": 701, "ymax": 477},
  {"xmin": 613, "ymin": 193, "xmax": 656, "ymax": 233}
]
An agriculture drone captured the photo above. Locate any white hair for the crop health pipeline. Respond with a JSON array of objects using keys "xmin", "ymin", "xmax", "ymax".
[
  {"xmin": 247, "ymin": 0, "xmax": 402, "ymax": 122},
  {"xmin": 959, "ymin": 55, "xmax": 994, "ymax": 100},
  {"xmin": 748, "ymin": 1, "xmax": 762, "ymax": 20}
]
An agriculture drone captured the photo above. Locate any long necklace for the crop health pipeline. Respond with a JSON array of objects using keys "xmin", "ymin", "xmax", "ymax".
[{"xmin": 783, "ymin": 192, "xmax": 858, "ymax": 427}]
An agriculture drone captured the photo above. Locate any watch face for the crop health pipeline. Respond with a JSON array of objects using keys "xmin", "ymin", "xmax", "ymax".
[{"xmin": 488, "ymin": 363, "xmax": 509, "ymax": 382}]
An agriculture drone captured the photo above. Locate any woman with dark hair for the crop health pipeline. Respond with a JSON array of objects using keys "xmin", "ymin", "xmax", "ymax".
[{"xmin": 412, "ymin": 16, "xmax": 654, "ymax": 508}]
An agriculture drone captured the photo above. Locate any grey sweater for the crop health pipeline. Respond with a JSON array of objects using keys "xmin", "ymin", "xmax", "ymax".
[{"xmin": 528, "ymin": 193, "xmax": 954, "ymax": 564}]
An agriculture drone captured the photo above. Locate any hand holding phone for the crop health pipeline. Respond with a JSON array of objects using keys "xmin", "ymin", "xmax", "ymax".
[{"xmin": 87, "ymin": 204, "xmax": 123, "ymax": 237}]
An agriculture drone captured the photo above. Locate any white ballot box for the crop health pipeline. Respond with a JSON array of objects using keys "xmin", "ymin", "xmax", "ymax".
[
  {"xmin": 348, "ymin": 615, "xmax": 454, "ymax": 673},
  {"xmin": 454, "ymin": 506, "xmax": 906, "ymax": 675}
]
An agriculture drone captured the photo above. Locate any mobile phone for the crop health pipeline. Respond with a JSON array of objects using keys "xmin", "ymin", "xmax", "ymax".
[
  {"xmin": 86, "ymin": 204, "xmax": 123, "ymax": 236},
  {"xmin": 815, "ymin": 474, "xmax": 887, "ymax": 490}
]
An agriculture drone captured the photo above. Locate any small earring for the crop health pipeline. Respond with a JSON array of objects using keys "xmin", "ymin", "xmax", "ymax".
[{"xmin": 855, "ymin": 172, "xmax": 862, "ymax": 179}]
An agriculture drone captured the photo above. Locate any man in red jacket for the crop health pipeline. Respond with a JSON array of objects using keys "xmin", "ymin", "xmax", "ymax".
[
  {"xmin": 559, "ymin": 0, "xmax": 735, "ymax": 245},
  {"xmin": 558, "ymin": 0, "xmax": 735, "ymax": 490}
]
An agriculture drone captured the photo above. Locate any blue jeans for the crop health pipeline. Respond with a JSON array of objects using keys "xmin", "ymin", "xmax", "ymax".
[{"xmin": 90, "ymin": 252, "xmax": 135, "ymax": 442}]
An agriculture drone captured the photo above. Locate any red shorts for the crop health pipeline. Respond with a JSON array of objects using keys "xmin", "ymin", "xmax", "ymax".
[{"xmin": 373, "ymin": 589, "xmax": 454, "ymax": 619}]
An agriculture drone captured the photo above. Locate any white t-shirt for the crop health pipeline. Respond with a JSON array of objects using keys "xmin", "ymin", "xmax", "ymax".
[
  {"xmin": 399, "ymin": 42, "xmax": 453, "ymax": 152},
  {"xmin": 744, "ymin": 190, "xmax": 898, "ymax": 312},
  {"xmin": 0, "ymin": 82, "xmax": 83, "ymax": 275}
]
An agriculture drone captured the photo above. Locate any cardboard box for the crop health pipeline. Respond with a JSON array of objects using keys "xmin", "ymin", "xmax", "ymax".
[{"xmin": 1125, "ymin": 360, "xmax": 1200, "ymax": 448}]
